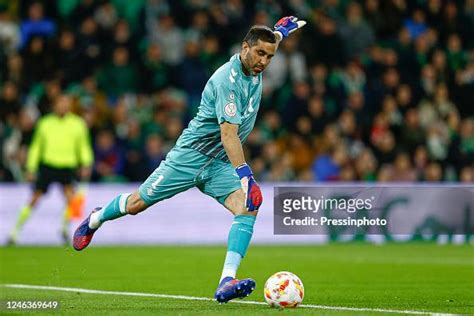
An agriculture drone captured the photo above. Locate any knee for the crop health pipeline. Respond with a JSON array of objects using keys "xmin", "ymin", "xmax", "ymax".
[
  {"xmin": 226, "ymin": 190, "xmax": 259, "ymax": 217},
  {"xmin": 126, "ymin": 192, "xmax": 148, "ymax": 215}
]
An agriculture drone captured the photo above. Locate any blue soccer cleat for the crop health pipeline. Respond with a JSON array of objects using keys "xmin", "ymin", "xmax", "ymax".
[
  {"xmin": 72, "ymin": 207, "xmax": 100, "ymax": 251},
  {"xmin": 214, "ymin": 277, "xmax": 256, "ymax": 303}
]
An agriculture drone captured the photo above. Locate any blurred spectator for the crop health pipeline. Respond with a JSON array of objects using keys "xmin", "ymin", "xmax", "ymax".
[
  {"xmin": 391, "ymin": 152, "xmax": 416, "ymax": 181},
  {"xmin": 143, "ymin": 0, "xmax": 171, "ymax": 37},
  {"xmin": 0, "ymin": 81, "xmax": 21, "ymax": 123},
  {"xmin": 38, "ymin": 79, "xmax": 62, "ymax": 115},
  {"xmin": 1, "ymin": 1, "xmax": 473, "ymax": 183},
  {"xmin": 0, "ymin": 5, "xmax": 20, "ymax": 54},
  {"xmin": 424, "ymin": 161, "xmax": 443, "ymax": 181},
  {"xmin": 149, "ymin": 15, "xmax": 184, "ymax": 66},
  {"xmin": 342, "ymin": 62, "xmax": 366, "ymax": 95},
  {"xmin": 177, "ymin": 40, "xmax": 208, "ymax": 115},
  {"xmin": 400, "ymin": 108, "xmax": 425, "ymax": 153},
  {"xmin": 96, "ymin": 47, "xmax": 139, "ymax": 98},
  {"xmin": 5, "ymin": 54, "xmax": 24, "ymax": 89},
  {"xmin": 77, "ymin": 17, "xmax": 101, "ymax": 73},
  {"xmin": 403, "ymin": 9, "xmax": 427, "ymax": 40},
  {"xmin": 94, "ymin": 1, "xmax": 119, "ymax": 34},
  {"xmin": 72, "ymin": 0, "xmax": 98, "ymax": 27},
  {"xmin": 103, "ymin": 19, "xmax": 138, "ymax": 61},
  {"xmin": 264, "ymin": 35, "xmax": 307, "ymax": 95},
  {"xmin": 355, "ymin": 148, "xmax": 377, "ymax": 181},
  {"xmin": 459, "ymin": 119, "xmax": 474, "ymax": 165},
  {"xmin": 200, "ymin": 34, "xmax": 227, "ymax": 74},
  {"xmin": 123, "ymin": 119, "xmax": 145, "ymax": 181},
  {"xmin": 446, "ymin": 34, "xmax": 468, "ymax": 72},
  {"xmin": 21, "ymin": 36, "xmax": 54, "ymax": 88},
  {"xmin": 143, "ymin": 133, "xmax": 166, "ymax": 175},
  {"xmin": 339, "ymin": 1, "xmax": 375, "ymax": 59},
  {"xmin": 19, "ymin": 2, "xmax": 55, "ymax": 49},
  {"xmin": 307, "ymin": 96, "xmax": 330, "ymax": 135},
  {"xmin": 55, "ymin": 29, "xmax": 83, "ymax": 85},
  {"xmin": 372, "ymin": 130, "xmax": 397, "ymax": 165},
  {"xmin": 459, "ymin": 166, "xmax": 474, "ymax": 183},
  {"xmin": 283, "ymin": 81, "xmax": 311, "ymax": 130},
  {"xmin": 93, "ymin": 129, "xmax": 125, "ymax": 182},
  {"xmin": 312, "ymin": 143, "xmax": 348, "ymax": 181},
  {"xmin": 140, "ymin": 43, "xmax": 170, "ymax": 93},
  {"xmin": 302, "ymin": 14, "xmax": 345, "ymax": 67},
  {"xmin": 186, "ymin": 10, "xmax": 211, "ymax": 43}
]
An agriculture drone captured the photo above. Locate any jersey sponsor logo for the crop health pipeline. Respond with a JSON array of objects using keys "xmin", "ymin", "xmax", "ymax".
[
  {"xmin": 224, "ymin": 102, "xmax": 237, "ymax": 117},
  {"xmin": 147, "ymin": 175, "xmax": 164, "ymax": 196}
]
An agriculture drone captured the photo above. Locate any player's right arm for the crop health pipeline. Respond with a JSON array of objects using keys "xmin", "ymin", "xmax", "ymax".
[{"xmin": 26, "ymin": 119, "xmax": 44, "ymax": 179}]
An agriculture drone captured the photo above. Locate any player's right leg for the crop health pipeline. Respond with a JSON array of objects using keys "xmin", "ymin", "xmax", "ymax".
[
  {"xmin": 8, "ymin": 166, "xmax": 50, "ymax": 245},
  {"xmin": 73, "ymin": 147, "xmax": 203, "ymax": 251},
  {"xmin": 8, "ymin": 190, "xmax": 43, "ymax": 245}
]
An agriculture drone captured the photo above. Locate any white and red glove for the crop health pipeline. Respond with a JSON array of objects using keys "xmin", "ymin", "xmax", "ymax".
[
  {"xmin": 274, "ymin": 16, "xmax": 307, "ymax": 39},
  {"xmin": 235, "ymin": 163, "xmax": 263, "ymax": 212}
]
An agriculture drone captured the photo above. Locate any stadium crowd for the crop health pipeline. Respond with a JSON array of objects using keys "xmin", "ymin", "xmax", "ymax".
[{"xmin": 0, "ymin": 0, "xmax": 473, "ymax": 183}]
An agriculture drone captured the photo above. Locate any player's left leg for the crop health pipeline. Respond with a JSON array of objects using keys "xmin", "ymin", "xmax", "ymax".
[
  {"xmin": 198, "ymin": 160, "xmax": 258, "ymax": 303},
  {"xmin": 57, "ymin": 167, "xmax": 80, "ymax": 244},
  {"xmin": 221, "ymin": 189, "xmax": 258, "ymax": 281},
  {"xmin": 214, "ymin": 190, "xmax": 257, "ymax": 303},
  {"xmin": 61, "ymin": 184, "xmax": 75, "ymax": 244}
]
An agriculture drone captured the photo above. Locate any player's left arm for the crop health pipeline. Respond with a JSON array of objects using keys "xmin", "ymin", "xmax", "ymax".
[
  {"xmin": 273, "ymin": 16, "xmax": 307, "ymax": 43},
  {"xmin": 220, "ymin": 122, "xmax": 263, "ymax": 212},
  {"xmin": 77, "ymin": 119, "xmax": 94, "ymax": 180},
  {"xmin": 220, "ymin": 122, "xmax": 245, "ymax": 167}
]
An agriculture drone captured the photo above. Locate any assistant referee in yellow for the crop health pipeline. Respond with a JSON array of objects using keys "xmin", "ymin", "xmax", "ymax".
[{"xmin": 8, "ymin": 94, "xmax": 93, "ymax": 245}]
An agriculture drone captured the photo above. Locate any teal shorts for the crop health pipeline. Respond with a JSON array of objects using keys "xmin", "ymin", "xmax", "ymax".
[{"xmin": 138, "ymin": 146, "xmax": 241, "ymax": 206}]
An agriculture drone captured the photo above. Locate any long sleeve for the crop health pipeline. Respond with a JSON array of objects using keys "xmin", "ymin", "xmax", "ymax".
[
  {"xmin": 78, "ymin": 121, "xmax": 93, "ymax": 167},
  {"xmin": 26, "ymin": 121, "xmax": 43, "ymax": 173}
]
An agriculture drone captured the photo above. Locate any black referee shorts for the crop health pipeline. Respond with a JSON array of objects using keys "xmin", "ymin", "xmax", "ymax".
[{"xmin": 34, "ymin": 164, "xmax": 77, "ymax": 193}]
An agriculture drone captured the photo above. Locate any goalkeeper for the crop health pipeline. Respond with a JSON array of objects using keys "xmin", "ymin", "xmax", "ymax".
[{"xmin": 73, "ymin": 17, "xmax": 305, "ymax": 303}]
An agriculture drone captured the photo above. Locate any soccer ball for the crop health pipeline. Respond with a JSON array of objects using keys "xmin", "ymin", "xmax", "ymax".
[{"xmin": 264, "ymin": 271, "xmax": 304, "ymax": 308}]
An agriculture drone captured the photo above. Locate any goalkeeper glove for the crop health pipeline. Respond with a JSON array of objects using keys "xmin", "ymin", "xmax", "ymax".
[
  {"xmin": 235, "ymin": 163, "xmax": 263, "ymax": 212},
  {"xmin": 274, "ymin": 16, "xmax": 307, "ymax": 39}
]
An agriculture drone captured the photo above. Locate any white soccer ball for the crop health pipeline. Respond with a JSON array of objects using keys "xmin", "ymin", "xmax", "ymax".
[{"xmin": 264, "ymin": 271, "xmax": 304, "ymax": 308}]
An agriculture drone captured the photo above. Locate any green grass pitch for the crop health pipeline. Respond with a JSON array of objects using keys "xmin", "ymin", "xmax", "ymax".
[{"xmin": 0, "ymin": 244, "xmax": 473, "ymax": 315}]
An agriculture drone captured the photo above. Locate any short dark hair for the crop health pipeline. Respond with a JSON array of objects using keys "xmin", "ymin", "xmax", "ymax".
[{"xmin": 243, "ymin": 25, "xmax": 276, "ymax": 46}]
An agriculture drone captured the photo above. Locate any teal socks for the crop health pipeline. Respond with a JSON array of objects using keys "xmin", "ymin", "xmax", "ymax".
[
  {"xmin": 89, "ymin": 193, "xmax": 130, "ymax": 229},
  {"xmin": 220, "ymin": 215, "xmax": 256, "ymax": 281}
]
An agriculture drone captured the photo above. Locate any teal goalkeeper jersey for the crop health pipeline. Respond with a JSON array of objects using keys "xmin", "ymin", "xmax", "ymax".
[{"xmin": 176, "ymin": 53, "xmax": 263, "ymax": 162}]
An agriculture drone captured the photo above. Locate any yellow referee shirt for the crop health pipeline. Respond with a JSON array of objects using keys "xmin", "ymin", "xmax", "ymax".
[{"xmin": 26, "ymin": 113, "xmax": 94, "ymax": 173}]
